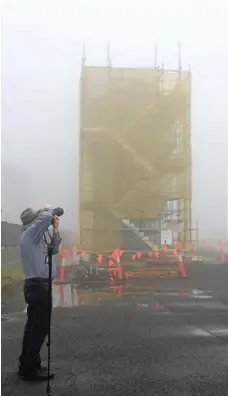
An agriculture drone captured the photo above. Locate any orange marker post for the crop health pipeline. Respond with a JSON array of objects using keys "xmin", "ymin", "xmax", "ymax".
[
  {"xmin": 117, "ymin": 263, "xmax": 123, "ymax": 280},
  {"xmin": 178, "ymin": 254, "xmax": 186, "ymax": 278},
  {"xmin": 60, "ymin": 248, "xmax": 68, "ymax": 282},
  {"xmin": 71, "ymin": 246, "xmax": 77, "ymax": 267}
]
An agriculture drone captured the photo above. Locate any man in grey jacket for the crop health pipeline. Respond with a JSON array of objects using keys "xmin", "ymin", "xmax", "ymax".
[{"xmin": 18, "ymin": 206, "xmax": 61, "ymax": 381}]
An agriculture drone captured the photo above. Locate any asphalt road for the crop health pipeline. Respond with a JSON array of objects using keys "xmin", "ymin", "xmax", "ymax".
[{"xmin": 2, "ymin": 263, "xmax": 228, "ymax": 396}]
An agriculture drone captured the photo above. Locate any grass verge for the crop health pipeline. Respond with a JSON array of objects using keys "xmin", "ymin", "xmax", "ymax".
[{"xmin": 1, "ymin": 264, "xmax": 23, "ymax": 287}]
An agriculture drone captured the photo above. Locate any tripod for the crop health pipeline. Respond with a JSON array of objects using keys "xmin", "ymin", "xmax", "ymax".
[{"xmin": 46, "ymin": 245, "xmax": 53, "ymax": 396}]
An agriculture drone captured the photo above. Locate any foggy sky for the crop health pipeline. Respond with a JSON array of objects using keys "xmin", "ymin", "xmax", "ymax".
[{"xmin": 1, "ymin": 0, "xmax": 228, "ymax": 238}]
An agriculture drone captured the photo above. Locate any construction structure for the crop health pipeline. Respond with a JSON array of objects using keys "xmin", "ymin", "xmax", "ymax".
[{"xmin": 79, "ymin": 47, "xmax": 192, "ymax": 253}]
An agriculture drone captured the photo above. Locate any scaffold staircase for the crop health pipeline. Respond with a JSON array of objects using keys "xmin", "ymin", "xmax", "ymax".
[{"xmin": 121, "ymin": 219, "xmax": 153, "ymax": 249}]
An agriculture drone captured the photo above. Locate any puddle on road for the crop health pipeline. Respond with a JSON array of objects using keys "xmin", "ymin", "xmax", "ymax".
[
  {"xmin": 2, "ymin": 282, "xmax": 172, "ymax": 313},
  {"xmin": 1, "ymin": 281, "xmax": 217, "ymax": 315}
]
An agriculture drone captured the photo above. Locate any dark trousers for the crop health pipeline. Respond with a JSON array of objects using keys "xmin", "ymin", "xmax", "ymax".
[{"xmin": 19, "ymin": 281, "xmax": 52, "ymax": 372}]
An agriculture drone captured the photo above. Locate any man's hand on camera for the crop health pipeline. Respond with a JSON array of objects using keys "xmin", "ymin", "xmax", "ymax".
[{"xmin": 52, "ymin": 216, "xmax": 59, "ymax": 233}]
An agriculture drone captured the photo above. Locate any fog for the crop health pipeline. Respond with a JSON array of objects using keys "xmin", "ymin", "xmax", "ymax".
[{"xmin": 1, "ymin": 0, "xmax": 228, "ymax": 238}]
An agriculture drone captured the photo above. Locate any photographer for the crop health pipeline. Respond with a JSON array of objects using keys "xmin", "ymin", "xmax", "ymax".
[{"xmin": 18, "ymin": 206, "xmax": 62, "ymax": 381}]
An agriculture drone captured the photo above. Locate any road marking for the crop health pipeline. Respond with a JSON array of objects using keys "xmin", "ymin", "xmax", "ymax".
[
  {"xmin": 191, "ymin": 328, "xmax": 213, "ymax": 337},
  {"xmin": 207, "ymin": 328, "xmax": 228, "ymax": 336}
]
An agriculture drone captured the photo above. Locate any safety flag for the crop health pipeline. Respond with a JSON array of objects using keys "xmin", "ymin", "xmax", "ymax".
[{"xmin": 111, "ymin": 250, "xmax": 119, "ymax": 260}]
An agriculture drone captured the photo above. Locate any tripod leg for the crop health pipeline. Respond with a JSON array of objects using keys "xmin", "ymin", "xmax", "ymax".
[
  {"xmin": 46, "ymin": 247, "xmax": 53, "ymax": 396},
  {"xmin": 46, "ymin": 295, "xmax": 52, "ymax": 395}
]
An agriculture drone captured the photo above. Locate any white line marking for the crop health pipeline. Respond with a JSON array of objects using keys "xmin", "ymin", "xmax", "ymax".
[{"xmin": 191, "ymin": 328, "xmax": 213, "ymax": 337}]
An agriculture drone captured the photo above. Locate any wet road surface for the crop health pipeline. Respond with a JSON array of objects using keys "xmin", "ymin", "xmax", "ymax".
[{"xmin": 2, "ymin": 263, "xmax": 228, "ymax": 395}]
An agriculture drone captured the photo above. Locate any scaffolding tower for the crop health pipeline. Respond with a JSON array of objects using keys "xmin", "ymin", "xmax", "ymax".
[{"xmin": 79, "ymin": 50, "xmax": 192, "ymax": 252}]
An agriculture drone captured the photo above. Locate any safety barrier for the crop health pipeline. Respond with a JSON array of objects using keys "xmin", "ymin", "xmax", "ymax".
[
  {"xmin": 53, "ymin": 283, "xmax": 207, "ymax": 309},
  {"xmin": 198, "ymin": 240, "xmax": 228, "ymax": 264},
  {"xmin": 56, "ymin": 246, "xmax": 187, "ymax": 283}
]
